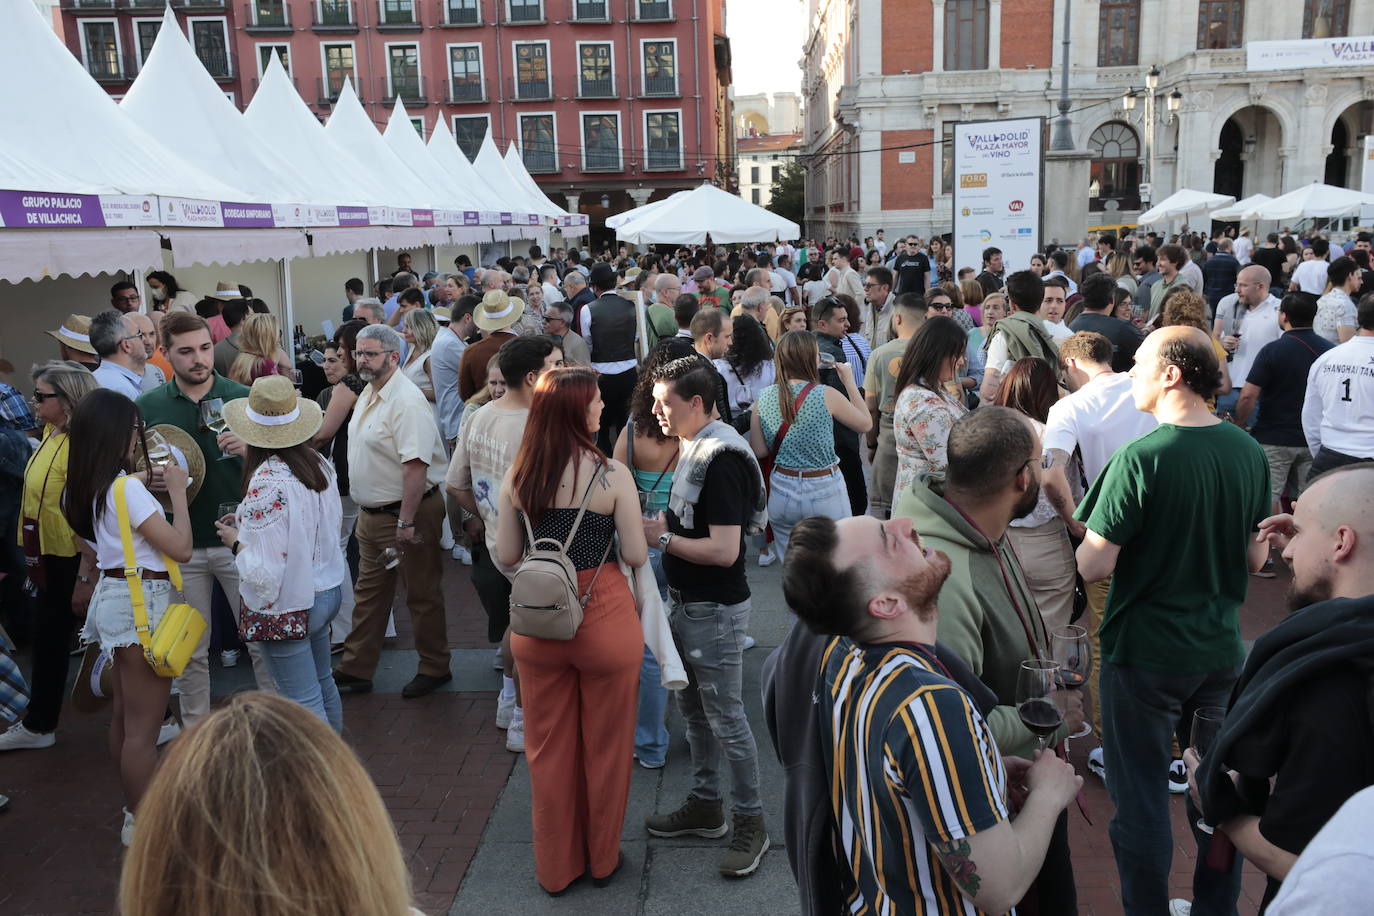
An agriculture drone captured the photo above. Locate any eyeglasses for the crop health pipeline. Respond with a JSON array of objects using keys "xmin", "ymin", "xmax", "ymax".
[
  {"xmin": 928, "ymin": 302, "xmax": 953, "ymax": 312},
  {"xmin": 351, "ymin": 349, "xmax": 393, "ymax": 361},
  {"xmin": 31, "ymin": 392, "xmax": 60, "ymax": 403},
  {"xmin": 113, "ymin": 293, "xmax": 141, "ymax": 304}
]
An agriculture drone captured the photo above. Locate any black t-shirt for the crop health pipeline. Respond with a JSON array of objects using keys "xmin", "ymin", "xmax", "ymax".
[
  {"xmin": 1251, "ymin": 246, "xmax": 1287, "ymax": 289},
  {"xmin": 1069, "ymin": 311, "xmax": 1144, "ymax": 374},
  {"xmin": 1245, "ymin": 329, "xmax": 1334, "ymax": 447},
  {"xmin": 664, "ymin": 450, "xmax": 754, "ymax": 604},
  {"xmin": 976, "ymin": 270, "xmax": 1004, "ymax": 295},
  {"xmin": 891, "ymin": 252, "xmax": 931, "ymax": 295}
]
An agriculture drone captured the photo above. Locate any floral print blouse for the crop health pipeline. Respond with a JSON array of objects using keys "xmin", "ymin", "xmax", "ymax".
[{"xmin": 892, "ymin": 385, "xmax": 967, "ymax": 498}]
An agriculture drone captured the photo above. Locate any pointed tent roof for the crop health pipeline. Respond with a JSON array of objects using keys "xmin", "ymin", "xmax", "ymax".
[
  {"xmin": 0, "ymin": 0, "xmax": 245, "ymax": 200},
  {"xmin": 380, "ymin": 102, "xmax": 489, "ymax": 216},
  {"xmin": 323, "ymin": 82, "xmax": 434, "ymax": 209},
  {"xmin": 426, "ymin": 121, "xmax": 508, "ymax": 215},
  {"xmin": 473, "ymin": 132, "xmax": 559, "ymax": 219},
  {"xmin": 120, "ymin": 8, "xmax": 318, "ymax": 205},
  {"xmin": 242, "ymin": 55, "xmax": 390, "ymax": 208},
  {"xmin": 502, "ymin": 143, "xmax": 570, "ymax": 217}
]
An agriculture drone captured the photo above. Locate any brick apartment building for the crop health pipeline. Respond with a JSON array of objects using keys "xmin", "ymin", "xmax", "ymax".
[{"xmin": 54, "ymin": 0, "xmax": 737, "ymax": 239}]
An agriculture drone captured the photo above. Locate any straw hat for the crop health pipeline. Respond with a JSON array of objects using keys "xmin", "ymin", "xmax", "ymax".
[
  {"xmin": 474, "ymin": 290, "xmax": 524, "ymax": 332},
  {"xmin": 45, "ymin": 315, "xmax": 98, "ymax": 355},
  {"xmin": 206, "ymin": 281, "xmax": 244, "ymax": 301},
  {"xmin": 70, "ymin": 645, "xmax": 114, "ymax": 713},
  {"xmin": 132, "ymin": 423, "xmax": 206, "ymax": 510},
  {"xmin": 223, "ymin": 375, "xmax": 323, "ymax": 449},
  {"xmin": 431, "ymin": 306, "xmax": 452, "ymax": 324}
]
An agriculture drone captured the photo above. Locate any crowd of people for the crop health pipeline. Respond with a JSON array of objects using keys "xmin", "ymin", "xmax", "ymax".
[{"xmin": 0, "ymin": 225, "xmax": 1371, "ymax": 914}]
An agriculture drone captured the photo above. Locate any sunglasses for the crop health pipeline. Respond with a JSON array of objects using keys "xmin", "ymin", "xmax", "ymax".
[{"xmin": 32, "ymin": 392, "xmax": 61, "ymax": 403}]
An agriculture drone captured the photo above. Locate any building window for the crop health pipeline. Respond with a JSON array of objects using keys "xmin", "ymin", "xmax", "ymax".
[
  {"xmin": 134, "ymin": 19, "xmax": 161, "ymax": 69},
  {"xmin": 1088, "ymin": 122, "xmax": 1141, "ymax": 212},
  {"xmin": 751, "ymin": 188, "xmax": 761, "ymax": 204},
  {"xmin": 943, "ymin": 0, "xmax": 988, "ymax": 71},
  {"xmin": 318, "ymin": 0, "xmax": 353, "ymax": 25},
  {"xmin": 642, "ymin": 40, "xmax": 677, "ymax": 95},
  {"xmin": 514, "ymin": 42, "xmax": 550, "ymax": 99},
  {"xmin": 1303, "ymin": 0, "xmax": 1349, "ymax": 37},
  {"xmin": 449, "ymin": 45, "xmax": 483, "ymax": 101},
  {"xmin": 582, "ymin": 114, "xmax": 621, "ymax": 171},
  {"xmin": 255, "ymin": 0, "xmax": 288, "ymax": 26},
  {"xmin": 190, "ymin": 19, "xmax": 231, "ymax": 78},
  {"xmin": 1097, "ymin": 0, "xmax": 1139, "ymax": 66},
  {"xmin": 638, "ymin": 0, "xmax": 670, "ymax": 20},
  {"xmin": 750, "ymin": 165, "xmax": 760, "ymax": 184},
  {"xmin": 574, "ymin": 0, "xmax": 607, "ymax": 20},
  {"xmin": 508, "ymin": 0, "xmax": 542, "ymax": 21},
  {"xmin": 81, "ymin": 21, "xmax": 121, "ymax": 80},
  {"xmin": 446, "ymin": 0, "xmax": 478, "ymax": 23},
  {"xmin": 578, "ymin": 43, "xmax": 613, "ymax": 97},
  {"xmin": 520, "ymin": 114, "xmax": 557, "ymax": 173},
  {"xmin": 257, "ymin": 44, "xmax": 290, "ymax": 75},
  {"xmin": 1196, "ymin": 0, "xmax": 1243, "ymax": 49},
  {"xmin": 382, "ymin": 0, "xmax": 416, "ymax": 25},
  {"xmin": 772, "ymin": 165, "xmax": 782, "ymax": 183},
  {"xmin": 645, "ymin": 111, "xmax": 681, "ymax": 170},
  {"xmin": 323, "ymin": 43, "xmax": 355, "ymax": 97},
  {"xmin": 388, "ymin": 44, "xmax": 421, "ymax": 99},
  {"xmin": 453, "ymin": 115, "xmax": 489, "ymax": 160},
  {"xmin": 410, "ymin": 117, "xmax": 425, "ymax": 138}
]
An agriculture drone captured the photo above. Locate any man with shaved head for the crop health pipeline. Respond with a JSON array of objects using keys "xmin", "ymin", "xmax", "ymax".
[
  {"xmin": 1189, "ymin": 461, "xmax": 1374, "ymax": 911},
  {"xmin": 1076, "ymin": 326, "xmax": 1271, "ymax": 915},
  {"xmin": 1212, "ymin": 264, "xmax": 1283, "ymax": 420}
]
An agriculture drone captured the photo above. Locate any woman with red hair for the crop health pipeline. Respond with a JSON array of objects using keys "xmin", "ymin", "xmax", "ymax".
[{"xmin": 495, "ymin": 366, "xmax": 649, "ymax": 895}]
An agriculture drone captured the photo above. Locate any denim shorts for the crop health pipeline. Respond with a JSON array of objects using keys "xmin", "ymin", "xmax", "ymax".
[{"xmin": 81, "ymin": 574, "xmax": 173, "ymax": 653}]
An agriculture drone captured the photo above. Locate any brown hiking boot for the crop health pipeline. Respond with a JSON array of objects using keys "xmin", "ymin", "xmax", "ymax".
[
  {"xmin": 644, "ymin": 796, "xmax": 727, "ymax": 838},
  {"xmin": 719, "ymin": 813, "xmax": 770, "ymax": 877}
]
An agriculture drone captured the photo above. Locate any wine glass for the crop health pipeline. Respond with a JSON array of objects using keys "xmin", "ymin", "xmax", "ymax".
[
  {"xmin": 1051, "ymin": 625, "xmax": 1093, "ymax": 738},
  {"xmin": 1191, "ymin": 706, "xmax": 1227, "ymax": 835},
  {"xmin": 1016, "ymin": 658, "xmax": 1065, "ymax": 752},
  {"xmin": 144, "ymin": 429, "xmax": 173, "ymax": 470},
  {"xmin": 200, "ymin": 398, "xmax": 234, "ymax": 461},
  {"xmin": 218, "ymin": 502, "xmax": 239, "ymax": 527},
  {"xmin": 281, "ymin": 367, "xmax": 303, "ymax": 387}
]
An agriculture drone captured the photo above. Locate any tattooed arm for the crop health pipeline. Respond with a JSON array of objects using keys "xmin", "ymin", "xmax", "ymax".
[{"xmin": 1041, "ymin": 448, "xmax": 1086, "ymax": 538}]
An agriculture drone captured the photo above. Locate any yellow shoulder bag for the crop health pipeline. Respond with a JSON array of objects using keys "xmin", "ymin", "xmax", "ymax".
[{"xmin": 114, "ymin": 477, "xmax": 207, "ymax": 678}]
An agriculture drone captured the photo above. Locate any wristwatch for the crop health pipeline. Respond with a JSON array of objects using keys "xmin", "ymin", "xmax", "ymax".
[
  {"xmin": 657, "ymin": 531, "xmax": 674, "ymax": 552},
  {"xmin": 397, "ymin": 520, "xmax": 416, "ymax": 529}
]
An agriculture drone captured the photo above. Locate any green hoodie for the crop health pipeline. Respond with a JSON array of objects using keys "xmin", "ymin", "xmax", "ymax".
[
  {"xmin": 989, "ymin": 309, "xmax": 1061, "ymax": 374},
  {"xmin": 893, "ymin": 472, "xmax": 1057, "ymax": 757}
]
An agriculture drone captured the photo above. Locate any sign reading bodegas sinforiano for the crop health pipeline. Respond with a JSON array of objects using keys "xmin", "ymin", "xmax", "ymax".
[{"xmin": 951, "ymin": 117, "xmax": 1043, "ymax": 276}]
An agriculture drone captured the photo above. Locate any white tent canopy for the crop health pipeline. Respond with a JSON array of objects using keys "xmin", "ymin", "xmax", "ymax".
[
  {"xmin": 502, "ymin": 144, "xmax": 569, "ymax": 217},
  {"xmin": 1241, "ymin": 183, "xmax": 1374, "ymax": 221},
  {"xmin": 605, "ymin": 190, "xmax": 690, "ymax": 230},
  {"xmin": 1136, "ymin": 189, "xmax": 1236, "ymax": 227},
  {"xmin": 1208, "ymin": 194, "xmax": 1274, "ymax": 221},
  {"xmin": 472, "ymin": 133, "xmax": 561, "ymax": 220},
  {"xmin": 426, "ymin": 122, "xmax": 508, "ymax": 216},
  {"xmin": 382, "ymin": 101, "xmax": 490, "ymax": 218},
  {"xmin": 613, "ymin": 183, "xmax": 800, "ymax": 244}
]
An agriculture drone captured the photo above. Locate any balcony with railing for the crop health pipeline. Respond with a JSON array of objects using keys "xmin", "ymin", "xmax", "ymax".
[
  {"xmin": 312, "ymin": 0, "xmax": 357, "ymax": 30},
  {"xmin": 123, "ymin": 0, "xmax": 167, "ymax": 8},
  {"xmin": 506, "ymin": 0, "xmax": 542, "ymax": 23},
  {"xmin": 578, "ymin": 73, "xmax": 615, "ymax": 99},
  {"xmin": 251, "ymin": 74, "xmax": 299, "ymax": 96},
  {"xmin": 378, "ymin": 0, "xmax": 422, "ymax": 29},
  {"xmin": 643, "ymin": 72, "xmax": 677, "ymax": 97},
  {"xmin": 636, "ymin": 0, "xmax": 670, "ymax": 20},
  {"xmin": 511, "ymin": 74, "xmax": 554, "ymax": 101},
  {"xmin": 448, "ymin": 76, "xmax": 487, "ymax": 103},
  {"xmin": 646, "ymin": 145, "xmax": 682, "ymax": 171},
  {"xmin": 582, "ymin": 146, "xmax": 621, "ymax": 172},
  {"xmin": 198, "ymin": 46, "xmax": 233, "ymax": 79},
  {"xmin": 522, "ymin": 145, "xmax": 557, "ymax": 174},
  {"xmin": 381, "ymin": 74, "xmax": 428, "ymax": 105},
  {"xmin": 245, "ymin": 1, "xmax": 292, "ymax": 33},
  {"xmin": 63, "ymin": 0, "xmax": 116, "ymax": 11},
  {"xmin": 316, "ymin": 75, "xmax": 362, "ymax": 106},
  {"xmin": 439, "ymin": 0, "xmax": 479, "ymax": 25},
  {"xmin": 86, "ymin": 51, "xmax": 130, "ymax": 82},
  {"xmin": 179, "ymin": 0, "xmax": 228, "ymax": 9},
  {"xmin": 571, "ymin": 0, "xmax": 607, "ymax": 21}
]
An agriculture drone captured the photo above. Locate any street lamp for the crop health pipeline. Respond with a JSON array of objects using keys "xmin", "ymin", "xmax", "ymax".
[
  {"xmin": 1121, "ymin": 66, "xmax": 1173, "ymax": 207},
  {"xmin": 1050, "ymin": 0, "xmax": 1074, "ymax": 151}
]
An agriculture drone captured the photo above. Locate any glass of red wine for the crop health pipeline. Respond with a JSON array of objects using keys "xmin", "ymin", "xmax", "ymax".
[
  {"xmin": 1191, "ymin": 706, "xmax": 1227, "ymax": 835},
  {"xmin": 1051, "ymin": 625, "xmax": 1092, "ymax": 738},
  {"xmin": 1016, "ymin": 658, "xmax": 1065, "ymax": 752}
]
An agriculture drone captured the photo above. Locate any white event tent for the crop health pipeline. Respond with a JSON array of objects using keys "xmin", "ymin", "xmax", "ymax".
[
  {"xmin": 1136, "ymin": 189, "xmax": 1236, "ymax": 227},
  {"xmin": 1208, "ymin": 194, "xmax": 1274, "ymax": 222},
  {"xmin": 502, "ymin": 144, "xmax": 588, "ymax": 239},
  {"xmin": 605, "ymin": 190, "xmax": 689, "ymax": 231},
  {"xmin": 426, "ymin": 121, "xmax": 510, "ymax": 219},
  {"xmin": 612, "ymin": 183, "xmax": 800, "ymax": 244},
  {"xmin": 472, "ymin": 134, "xmax": 562, "ymax": 241},
  {"xmin": 1241, "ymin": 183, "xmax": 1374, "ymax": 221}
]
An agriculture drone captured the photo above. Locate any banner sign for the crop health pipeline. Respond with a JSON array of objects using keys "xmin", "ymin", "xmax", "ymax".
[
  {"xmin": 1247, "ymin": 36, "xmax": 1374, "ymax": 71},
  {"xmin": 951, "ymin": 117, "xmax": 1043, "ymax": 274},
  {"xmin": 1363, "ymin": 135, "xmax": 1374, "ymax": 194},
  {"xmin": 0, "ymin": 191, "xmax": 105, "ymax": 227}
]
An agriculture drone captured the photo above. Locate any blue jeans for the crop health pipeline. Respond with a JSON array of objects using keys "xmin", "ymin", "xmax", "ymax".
[
  {"xmin": 768, "ymin": 465, "xmax": 850, "ymax": 559},
  {"xmin": 635, "ymin": 548, "xmax": 671, "ymax": 766},
  {"xmin": 669, "ymin": 592, "xmax": 762, "ymax": 816},
  {"xmin": 1214, "ymin": 389, "xmax": 1257, "ymax": 426},
  {"xmin": 1101, "ymin": 660, "xmax": 1244, "ymax": 915},
  {"xmin": 258, "ymin": 586, "xmax": 344, "ymax": 733}
]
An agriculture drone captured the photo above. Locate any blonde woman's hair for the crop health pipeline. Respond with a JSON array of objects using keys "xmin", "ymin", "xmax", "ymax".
[
  {"xmin": 1105, "ymin": 251, "xmax": 1132, "ymax": 280},
  {"xmin": 229, "ymin": 313, "xmax": 282, "ymax": 384},
  {"xmin": 773, "ymin": 330, "xmax": 821, "ymax": 426},
  {"xmin": 403, "ymin": 307, "xmax": 438, "ymax": 357},
  {"xmin": 1161, "ymin": 289, "xmax": 1209, "ymax": 331},
  {"xmin": 119, "ymin": 692, "xmax": 413, "ymax": 916},
  {"xmin": 30, "ymin": 360, "xmax": 99, "ymax": 426}
]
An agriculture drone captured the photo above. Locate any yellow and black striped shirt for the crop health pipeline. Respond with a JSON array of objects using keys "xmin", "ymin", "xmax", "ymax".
[{"xmin": 820, "ymin": 637, "xmax": 1010, "ymax": 915}]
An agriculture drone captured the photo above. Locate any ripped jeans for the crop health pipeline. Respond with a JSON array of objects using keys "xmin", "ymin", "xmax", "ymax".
[{"xmin": 668, "ymin": 591, "xmax": 762, "ymax": 817}]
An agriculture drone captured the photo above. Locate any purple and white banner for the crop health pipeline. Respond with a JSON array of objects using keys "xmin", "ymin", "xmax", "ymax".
[{"xmin": 0, "ymin": 191, "xmax": 105, "ymax": 227}]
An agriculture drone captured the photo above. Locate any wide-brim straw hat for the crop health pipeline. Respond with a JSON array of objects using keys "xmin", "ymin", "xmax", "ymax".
[
  {"xmin": 206, "ymin": 281, "xmax": 244, "ymax": 301},
  {"xmin": 132, "ymin": 423, "xmax": 206, "ymax": 510},
  {"xmin": 474, "ymin": 290, "xmax": 524, "ymax": 332},
  {"xmin": 431, "ymin": 306, "xmax": 452, "ymax": 324},
  {"xmin": 45, "ymin": 314, "xmax": 97, "ymax": 355},
  {"xmin": 223, "ymin": 375, "xmax": 323, "ymax": 450},
  {"xmin": 70, "ymin": 644, "xmax": 114, "ymax": 713}
]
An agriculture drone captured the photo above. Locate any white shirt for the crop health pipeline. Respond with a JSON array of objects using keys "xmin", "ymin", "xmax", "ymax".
[
  {"xmin": 1314, "ymin": 288, "xmax": 1357, "ymax": 344},
  {"xmin": 542, "ymin": 281, "xmax": 565, "ymax": 304},
  {"xmin": 1042, "ymin": 372, "xmax": 1159, "ymax": 484},
  {"xmin": 92, "ymin": 361, "xmax": 142, "ymax": 401},
  {"xmin": 88, "ymin": 474, "xmax": 167, "ymax": 571},
  {"xmin": 1233, "ymin": 234, "xmax": 1253, "ymax": 265},
  {"xmin": 1045, "ymin": 270, "xmax": 1078, "ymax": 295},
  {"xmin": 1302, "ymin": 335, "xmax": 1374, "ymax": 458},
  {"xmin": 1044, "ymin": 321, "xmax": 1075, "ymax": 344},
  {"xmin": 1076, "ymin": 246, "xmax": 1096, "ymax": 268},
  {"xmin": 714, "ymin": 358, "xmax": 776, "ymax": 414},
  {"xmin": 346, "ymin": 369, "xmax": 448, "ymax": 507},
  {"xmin": 1217, "ymin": 294, "xmax": 1282, "ymax": 385},
  {"xmin": 141, "ymin": 364, "xmax": 165, "ymax": 393},
  {"xmin": 1179, "ymin": 259, "xmax": 1205, "ymax": 294},
  {"xmin": 1292, "ymin": 258, "xmax": 1330, "ymax": 295},
  {"xmin": 1268, "ymin": 785, "xmax": 1374, "ymax": 915}
]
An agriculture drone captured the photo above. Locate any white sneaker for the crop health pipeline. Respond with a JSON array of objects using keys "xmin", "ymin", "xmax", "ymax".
[
  {"xmin": 741, "ymin": 635, "xmax": 757, "ymax": 651},
  {"xmin": 452, "ymin": 545, "xmax": 473, "ymax": 565},
  {"xmin": 1168, "ymin": 758, "xmax": 1189, "ymax": 794},
  {"xmin": 121, "ymin": 808, "xmax": 135, "ymax": 847},
  {"xmin": 505, "ymin": 717, "xmax": 525, "ymax": 753},
  {"xmin": 0, "ymin": 723, "xmax": 55, "ymax": 751},
  {"xmin": 492, "ymin": 647, "xmax": 505, "ymax": 671},
  {"xmin": 1087, "ymin": 746, "xmax": 1106, "ymax": 781},
  {"xmin": 495, "ymin": 693, "xmax": 516, "ymax": 730},
  {"xmin": 1168, "ymin": 900, "xmax": 1192, "ymax": 916},
  {"xmin": 220, "ymin": 649, "xmax": 239, "ymax": 668},
  {"xmin": 757, "ymin": 548, "xmax": 776, "ymax": 568},
  {"xmin": 156, "ymin": 719, "xmax": 181, "ymax": 747}
]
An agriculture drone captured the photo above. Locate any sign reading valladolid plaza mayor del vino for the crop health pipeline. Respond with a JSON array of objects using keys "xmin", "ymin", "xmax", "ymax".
[
  {"xmin": 1247, "ymin": 35, "xmax": 1374, "ymax": 71},
  {"xmin": 951, "ymin": 117, "xmax": 1044, "ymax": 275}
]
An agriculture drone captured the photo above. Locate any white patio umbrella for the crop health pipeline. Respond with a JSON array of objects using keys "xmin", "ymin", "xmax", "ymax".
[
  {"xmin": 1208, "ymin": 194, "xmax": 1273, "ymax": 221},
  {"xmin": 614, "ymin": 183, "xmax": 800, "ymax": 244},
  {"xmin": 605, "ymin": 190, "xmax": 689, "ymax": 230},
  {"xmin": 1137, "ymin": 189, "xmax": 1236, "ymax": 226},
  {"xmin": 1241, "ymin": 183, "xmax": 1374, "ymax": 221}
]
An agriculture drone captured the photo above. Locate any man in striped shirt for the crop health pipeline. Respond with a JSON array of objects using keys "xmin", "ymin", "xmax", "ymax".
[{"xmin": 781, "ymin": 514, "xmax": 1081, "ymax": 914}]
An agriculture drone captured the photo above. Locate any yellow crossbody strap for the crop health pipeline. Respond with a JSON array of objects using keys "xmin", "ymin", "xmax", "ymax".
[{"xmin": 114, "ymin": 477, "xmax": 155, "ymax": 659}]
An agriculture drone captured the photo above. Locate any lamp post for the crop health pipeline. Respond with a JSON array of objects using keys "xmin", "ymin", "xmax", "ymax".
[
  {"xmin": 1121, "ymin": 66, "xmax": 1179, "ymax": 206},
  {"xmin": 1050, "ymin": 0, "xmax": 1074, "ymax": 151}
]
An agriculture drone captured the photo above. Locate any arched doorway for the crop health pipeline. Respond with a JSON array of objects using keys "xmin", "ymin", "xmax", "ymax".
[
  {"xmin": 1325, "ymin": 118, "xmax": 1350, "ymax": 187},
  {"xmin": 1214, "ymin": 118, "xmax": 1244, "ymax": 200},
  {"xmin": 1213, "ymin": 106, "xmax": 1284, "ymax": 200},
  {"xmin": 1088, "ymin": 121, "xmax": 1142, "ymax": 213},
  {"xmin": 1327, "ymin": 101, "xmax": 1373, "ymax": 189}
]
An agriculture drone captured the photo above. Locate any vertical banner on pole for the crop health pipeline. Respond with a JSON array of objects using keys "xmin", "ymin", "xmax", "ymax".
[
  {"xmin": 951, "ymin": 117, "xmax": 1045, "ymax": 274},
  {"xmin": 1362, "ymin": 135, "xmax": 1374, "ymax": 193}
]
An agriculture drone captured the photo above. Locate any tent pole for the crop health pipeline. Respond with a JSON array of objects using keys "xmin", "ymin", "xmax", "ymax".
[
  {"xmin": 134, "ymin": 268, "xmax": 146, "ymax": 314},
  {"xmin": 281, "ymin": 256, "xmax": 296, "ymax": 349},
  {"xmin": 634, "ymin": 289, "xmax": 649, "ymax": 362}
]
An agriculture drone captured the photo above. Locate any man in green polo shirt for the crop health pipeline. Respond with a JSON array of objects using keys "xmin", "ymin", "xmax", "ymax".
[{"xmin": 137, "ymin": 312, "xmax": 271, "ymax": 726}]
